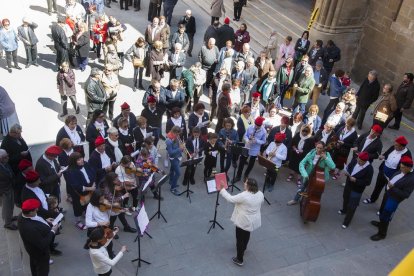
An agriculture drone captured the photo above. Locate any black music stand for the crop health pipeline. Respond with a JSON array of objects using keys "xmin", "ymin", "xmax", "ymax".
[
  {"xmin": 229, "ymin": 143, "xmax": 246, "ymax": 192},
  {"xmin": 258, "ymin": 155, "xmax": 276, "ymax": 205},
  {"xmin": 131, "ymin": 208, "xmax": 151, "ymax": 276},
  {"xmin": 206, "ymin": 176, "xmax": 225, "ymax": 234},
  {"xmin": 178, "ymin": 157, "xmax": 204, "ymax": 203},
  {"xmin": 150, "ymin": 174, "xmax": 169, "ymax": 223}
]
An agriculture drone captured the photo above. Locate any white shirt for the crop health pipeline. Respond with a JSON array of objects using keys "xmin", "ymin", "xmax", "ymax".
[
  {"xmin": 25, "ymin": 184, "xmax": 48, "ymax": 210},
  {"xmin": 389, "ymin": 172, "xmax": 404, "ymax": 185},
  {"xmin": 385, "ymin": 148, "xmax": 408, "ymax": 169},
  {"xmin": 171, "ymin": 90, "xmax": 178, "ymax": 98},
  {"xmin": 220, "ymin": 189, "xmax": 264, "ymax": 232},
  {"xmin": 313, "ymin": 155, "xmax": 320, "ymax": 165},
  {"xmin": 265, "ymin": 142, "xmax": 287, "ymax": 168},
  {"xmin": 193, "ymin": 138, "xmax": 200, "ymax": 157},
  {"xmin": 42, "ymin": 154, "xmax": 57, "ymax": 173},
  {"xmin": 349, "ymin": 161, "xmax": 370, "ymax": 176},
  {"xmin": 80, "ymin": 167, "xmax": 91, "ymax": 184},
  {"xmin": 85, "ymin": 204, "xmax": 110, "ymax": 228},
  {"xmin": 97, "ymin": 150, "xmax": 111, "ymax": 168},
  {"xmin": 362, "ymin": 136, "xmax": 376, "ymax": 152},
  {"xmin": 89, "ymin": 246, "xmax": 124, "ymax": 274},
  {"xmin": 115, "ymin": 165, "xmax": 136, "ymax": 185},
  {"xmin": 140, "ymin": 128, "xmax": 147, "ymax": 138}
]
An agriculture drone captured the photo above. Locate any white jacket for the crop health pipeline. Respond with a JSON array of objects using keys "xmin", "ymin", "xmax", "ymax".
[
  {"xmin": 89, "ymin": 246, "xmax": 123, "ymax": 274},
  {"xmin": 220, "ymin": 189, "xmax": 264, "ymax": 232}
]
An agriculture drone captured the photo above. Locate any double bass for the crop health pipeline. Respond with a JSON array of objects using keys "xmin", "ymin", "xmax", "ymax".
[{"xmin": 300, "ymin": 158, "xmax": 325, "ymax": 222}]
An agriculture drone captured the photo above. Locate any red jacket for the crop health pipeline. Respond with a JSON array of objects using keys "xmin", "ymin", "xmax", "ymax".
[{"xmin": 92, "ymin": 21, "xmax": 108, "ymax": 44}]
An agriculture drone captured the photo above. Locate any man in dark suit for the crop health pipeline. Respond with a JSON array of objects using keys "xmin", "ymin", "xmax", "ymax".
[
  {"xmin": 50, "ymin": 16, "xmax": 69, "ymax": 70},
  {"xmin": 351, "ymin": 124, "xmax": 383, "ymax": 164},
  {"xmin": 183, "ymin": 127, "xmax": 205, "ymax": 184},
  {"xmin": 0, "ymin": 149, "xmax": 17, "ymax": 230},
  {"xmin": 17, "ymin": 17, "xmax": 39, "ymax": 68},
  {"xmin": 35, "ymin": 146, "xmax": 63, "ymax": 199},
  {"xmin": 18, "ymin": 199, "xmax": 60, "ymax": 276},
  {"xmin": 165, "ymin": 79, "xmax": 186, "ymax": 117},
  {"xmin": 112, "ymin": 102, "xmax": 137, "ymax": 132},
  {"xmin": 352, "ymin": 70, "xmax": 380, "ymax": 129},
  {"xmin": 89, "ymin": 137, "xmax": 114, "ymax": 185},
  {"xmin": 148, "ymin": 0, "xmax": 162, "ymax": 21},
  {"xmin": 141, "ymin": 96, "xmax": 163, "ymax": 145},
  {"xmin": 216, "ymin": 17, "xmax": 234, "ymax": 50},
  {"xmin": 266, "ymin": 116, "xmax": 292, "ymax": 150},
  {"xmin": 142, "ymin": 80, "xmax": 168, "ymax": 111},
  {"xmin": 339, "ymin": 152, "xmax": 374, "ymax": 229},
  {"xmin": 168, "ymin": 43, "xmax": 186, "ymax": 80},
  {"xmin": 178, "ymin": 10, "xmax": 196, "ymax": 56}
]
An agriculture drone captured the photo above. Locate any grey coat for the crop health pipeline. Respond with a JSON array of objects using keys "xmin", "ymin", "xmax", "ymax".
[
  {"xmin": 84, "ymin": 77, "xmax": 107, "ymax": 113},
  {"xmin": 0, "ymin": 86, "xmax": 16, "ymax": 119},
  {"xmin": 17, "ymin": 23, "xmax": 39, "ymax": 46},
  {"xmin": 210, "ymin": 0, "xmax": 226, "ymax": 18}
]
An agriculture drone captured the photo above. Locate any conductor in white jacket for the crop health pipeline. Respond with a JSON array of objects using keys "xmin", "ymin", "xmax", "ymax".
[{"xmin": 219, "ymin": 178, "xmax": 264, "ymax": 266}]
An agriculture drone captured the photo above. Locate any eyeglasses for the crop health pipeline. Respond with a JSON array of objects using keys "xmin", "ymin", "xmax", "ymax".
[{"xmin": 98, "ymin": 115, "xmax": 105, "ymax": 118}]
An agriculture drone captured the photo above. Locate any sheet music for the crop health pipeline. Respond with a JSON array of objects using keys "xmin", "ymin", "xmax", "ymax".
[
  {"xmin": 136, "ymin": 204, "xmax": 149, "ymax": 235},
  {"xmin": 131, "ymin": 149, "xmax": 140, "ymax": 158},
  {"xmin": 142, "ymin": 173, "xmax": 154, "ymax": 191},
  {"xmin": 52, "ymin": 213, "xmax": 64, "ymax": 226},
  {"xmin": 211, "ymin": 151, "xmax": 218, "ymax": 157},
  {"xmin": 207, "ymin": 179, "xmax": 217, "ymax": 193}
]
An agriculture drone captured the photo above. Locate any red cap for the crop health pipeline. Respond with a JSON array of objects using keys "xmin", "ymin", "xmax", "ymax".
[
  {"xmin": 45, "ymin": 145, "xmax": 62, "ymax": 156},
  {"xmin": 395, "ymin": 136, "xmax": 408, "ymax": 146},
  {"xmin": 400, "ymin": 156, "xmax": 413, "ymax": 167},
  {"xmin": 255, "ymin": 116, "xmax": 265, "ymax": 126},
  {"xmin": 121, "ymin": 102, "xmax": 130, "ymax": 110},
  {"xmin": 274, "ymin": 132, "xmax": 286, "ymax": 143},
  {"xmin": 252, "ymin": 92, "xmax": 261, "ymax": 98},
  {"xmin": 25, "ymin": 170, "xmax": 40, "ymax": 183},
  {"xmin": 371, "ymin": 124, "xmax": 383, "ymax": 134},
  {"xmin": 18, "ymin": 159, "xmax": 32, "ymax": 171},
  {"xmin": 95, "ymin": 136, "xmax": 105, "ymax": 147},
  {"xmin": 224, "ymin": 17, "xmax": 230, "ymax": 24},
  {"xmin": 21, "ymin": 199, "xmax": 41, "ymax": 211},
  {"xmin": 358, "ymin": 151, "xmax": 369, "ymax": 161},
  {"xmin": 147, "ymin": 96, "xmax": 156, "ymax": 103},
  {"xmin": 281, "ymin": 116, "xmax": 289, "ymax": 125}
]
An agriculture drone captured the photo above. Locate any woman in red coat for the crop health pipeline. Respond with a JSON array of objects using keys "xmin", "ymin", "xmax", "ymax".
[{"xmin": 92, "ymin": 17, "xmax": 108, "ymax": 60}]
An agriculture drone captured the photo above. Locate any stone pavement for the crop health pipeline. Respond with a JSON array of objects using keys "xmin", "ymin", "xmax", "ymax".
[{"xmin": 1, "ymin": 0, "xmax": 414, "ymax": 275}]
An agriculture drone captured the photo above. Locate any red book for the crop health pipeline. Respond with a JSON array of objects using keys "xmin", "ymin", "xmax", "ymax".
[{"xmin": 215, "ymin": 173, "xmax": 228, "ymax": 191}]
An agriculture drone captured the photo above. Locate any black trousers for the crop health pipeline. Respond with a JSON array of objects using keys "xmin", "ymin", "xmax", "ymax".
[
  {"xmin": 234, "ymin": 3, "xmax": 243, "ymax": 20},
  {"xmin": 266, "ymin": 169, "xmax": 278, "ymax": 187},
  {"xmin": 55, "ymin": 47, "xmax": 68, "ymax": 67},
  {"xmin": 352, "ymin": 104, "xmax": 369, "ymax": 128},
  {"xmin": 369, "ymin": 170, "xmax": 387, "ymax": 203},
  {"xmin": 5, "ymin": 50, "xmax": 18, "ymax": 68},
  {"xmin": 123, "ymin": 187, "xmax": 138, "ymax": 208},
  {"xmin": 187, "ymin": 33, "xmax": 194, "ymax": 54},
  {"xmin": 24, "ymin": 44, "xmax": 38, "ymax": 64},
  {"xmin": 99, "ymin": 269, "xmax": 112, "ymax": 276},
  {"xmin": 103, "ymin": 100, "xmax": 115, "ymax": 120},
  {"xmin": 342, "ymin": 181, "xmax": 363, "ymax": 226},
  {"xmin": 120, "ymin": 0, "xmax": 128, "ymax": 9},
  {"xmin": 148, "ymin": 2, "xmax": 161, "ymax": 21},
  {"xmin": 29, "ymin": 256, "xmax": 49, "ymax": 276},
  {"xmin": 109, "ymin": 213, "xmax": 129, "ymax": 229},
  {"xmin": 236, "ymin": 155, "xmax": 257, "ymax": 179},
  {"xmin": 236, "ymin": 226, "xmax": 250, "ymax": 262},
  {"xmin": 211, "ymin": 16, "xmax": 219, "ymax": 25},
  {"xmin": 220, "ymin": 151, "xmax": 237, "ymax": 173},
  {"xmin": 390, "ymin": 108, "xmax": 403, "ymax": 128}
]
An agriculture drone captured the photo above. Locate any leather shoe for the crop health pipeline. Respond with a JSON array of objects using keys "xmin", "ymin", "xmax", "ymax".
[
  {"xmin": 25, "ymin": 64, "xmax": 30, "ymax": 68},
  {"xmin": 4, "ymin": 224, "xmax": 18, "ymax": 230},
  {"xmin": 124, "ymin": 226, "xmax": 137, "ymax": 233},
  {"xmin": 190, "ymin": 178, "xmax": 195, "ymax": 185},
  {"xmin": 15, "ymin": 65, "xmax": 22, "ymax": 70},
  {"xmin": 370, "ymin": 220, "xmax": 380, "ymax": 227},
  {"xmin": 370, "ymin": 233, "xmax": 385, "ymax": 241},
  {"xmin": 388, "ymin": 125, "xmax": 399, "ymax": 130},
  {"xmin": 50, "ymin": 249, "xmax": 62, "ymax": 256}
]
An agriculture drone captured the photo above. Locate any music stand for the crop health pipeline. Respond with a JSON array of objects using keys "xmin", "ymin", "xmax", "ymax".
[
  {"xmin": 150, "ymin": 174, "xmax": 169, "ymax": 223},
  {"xmin": 206, "ymin": 173, "xmax": 226, "ymax": 234},
  {"xmin": 178, "ymin": 157, "xmax": 204, "ymax": 203},
  {"xmin": 258, "ymin": 155, "xmax": 276, "ymax": 205},
  {"xmin": 229, "ymin": 143, "xmax": 245, "ymax": 192},
  {"xmin": 131, "ymin": 206, "xmax": 151, "ymax": 276}
]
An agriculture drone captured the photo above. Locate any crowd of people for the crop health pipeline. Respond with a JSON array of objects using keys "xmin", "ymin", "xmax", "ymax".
[{"xmin": 1, "ymin": 0, "xmax": 414, "ymax": 275}]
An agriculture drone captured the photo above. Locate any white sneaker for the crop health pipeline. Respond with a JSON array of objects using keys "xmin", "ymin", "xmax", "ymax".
[
  {"xmin": 341, "ymin": 225, "xmax": 347, "ymax": 229},
  {"xmin": 341, "ymin": 183, "xmax": 346, "ymax": 187},
  {"xmin": 164, "ymin": 159, "xmax": 169, "ymax": 168},
  {"xmin": 49, "ymin": 259, "xmax": 54, "ymax": 265}
]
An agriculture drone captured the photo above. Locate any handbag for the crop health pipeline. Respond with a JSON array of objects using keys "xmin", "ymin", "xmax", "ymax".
[
  {"xmin": 284, "ymin": 88, "xmax": 293, "ymax": 99},
  {"xmin": 374, "ymin": 111, "xmax": 389, "ymax": 122},
  {"xmin": 133, "ymin": 57, "xmax": 144, "ymax": 68}
]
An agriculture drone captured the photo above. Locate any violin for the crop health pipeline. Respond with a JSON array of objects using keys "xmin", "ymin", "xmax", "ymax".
[
  {"xmin": 143, "ymin": 162, "xmax": 165, "ymax": 174},
  {"xmin": 99, "ymin": 202, "xmax": 125, "ymax": 213},
  {"xmin": 98, "ymin": 226, "xmax": 115, "ymax": 246},
  {"xmin": 125, "ymin": 166, "xmax": 148, "ymax": 177}
]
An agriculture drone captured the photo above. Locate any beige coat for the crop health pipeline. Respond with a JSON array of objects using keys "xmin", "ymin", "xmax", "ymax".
[
  {"xmin": 211, "ymin": 0, "xmax": 226, "ymax": 18},
  {"xmin": 373, "ymin": 93, "xmax": 397, "ymax": 118}
]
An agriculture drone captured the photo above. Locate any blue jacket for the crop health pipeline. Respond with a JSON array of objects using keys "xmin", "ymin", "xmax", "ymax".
[
  {"xmin": 303, "ymin": 112, "xmax": 322, "ymax": 134},
  {"xmin": 327, "ymin": 75, "xmax": 346, "ymax": 98},
  {"xmin": 0, "ymin": 28, "xmax": 18, "ymax": 51},
  {"xmin": 243, "ymin": 125, "xmax": 266, "ymax": 156},
  {"xmin": 166, "ymin": 138, "xmax": 183, "ymax": 159},
  {"xmin": 65, "ymin": 163, "xmax": 96, "ymax": 194},
  {"xmin": 218, "ymin": 128, "xmax": 239, "ymax": 147}
]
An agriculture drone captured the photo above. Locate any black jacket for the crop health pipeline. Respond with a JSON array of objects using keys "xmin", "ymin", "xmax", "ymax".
[
  {"xmin": 388, "ymin": 171, "xmax": 414, "ymax": 203},
  {"xmin": 18, "ymin": 215, "xmax": 54, "ymax": 260},
  {"xmin": 132, "ymin": 127, "xmax": 153, "ymax": 149},
  {"xmin": 56, "ymin": 125, "xmax": 85, "ymax": 146},
  {"xmin": 307, "ymin": 46, "xmax": 324, "ymax": 66},
  {"xmin": 88, "ymin": 150, "xmax": 114, "ymax": 186},
  {"xmin": 322, "ymin": 45, "xmax": 340, "ymax": 71},
  {"xmin": 141, "ymin": 107, "xmax": 163, "ymax": 129},
  {"xmin": 166, "ymin": 118, "xmax": 187, "ymax": 140},
  {"xmin": 112, "ymin": 112, "xmax": 137, "ymax": 131},
  {"xmin": 21, "ymin": 185, "xmax": 57, "ymax": 219},
  {"xmin": 203, "ymin": 25, "xmax": 218, "ymax": 45},
  {"xmin": 353, "ymin": 132, "xmax": 383, "ymax": 163},
  {"xmin": 185, "ymin": 136, "xmax": 205, "ymax": 157},
  {"xmin": 51, "ymin": 23, "xmax": 68, "ymax": 51},
  {"xmin": 188, "ymin": 112, "xmax": 210, "ymax": 136},
  {"xmin": 334, "ymin": 126, "xmax": 358, "ymax": 157},
  {"xmin": 356, "ymin": 78, "xmax": 381, "ymax": 107},
  {"xmin": 85, "ymin": 120, "xmax": 109, "ymax": 154},
  {"xmin": 0, "ymin": 163, "xmax": 14, "ymax": 194},
  {"xmin": 178, "ymin": 15, "xmax": 196, "ymax": 34},
  {"xmin": 76, "ymin": 31, "xmax": 90, "ymax": 58},
  {"xmin": 0, "ymin": 134, "xmax": 32, "ymax": 174},
  {"xmin": 345, "ymin": 158, "xmax": 374, "ymax": 193},
  {"xmin": 105, "ymin": 139, "xmax": 126, "ymax": 161},
  {"xmin": 395, "ymin": 81, "xmax": 414, "ymax": 109},
  {"xmin": 216, "ymin": 24, "xmax": 235, "ymax": 49},
  {"xmin": 35, "ymin": 156, "xmax": 61, "ymax": 195}
]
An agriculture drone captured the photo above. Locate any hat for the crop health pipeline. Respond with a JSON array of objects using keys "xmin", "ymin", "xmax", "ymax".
[
  {"xmin": 90, "ymin": 67, "xmax": 100, "ymax": 76},
  {"xmin": 371, "ymin": 124, "xmax": 383, "ymax": 134},
  {"xmin": 395, "ymin": 136, "xmax": 408, "ymax": 146},
  {"xmin": 254, "ymin": 116, "xmax": 265, "ymax": 126},
  {"xmin": 400, "ymin": 156, "xmax": 413, "ymax": 167},
  {"xmin": 22, "ymin": 17, "xmax": 30, "ymax": 23},
  {"xmin": 252, "ymin": 92, "xmax": 261, "ymax": 98},
  {"xmin": 21, "ymin": 199, "xmax": 41, "ymax": 211},
  {"xmin": 25, "ymin": 170, "xmax": 40, "ymax": 183},
  {"xmin": 224, "ymin": 17, "xmax": 230, "ymax": 24},
  {"xmin": 95, "ymin": 136, "xmax": 105, "ymax": 147},
  {"xmin": 281, "ymin": 116, "xmax": 289, "ymax": 125},
  {"xmin": 18, "ymin": 159, "xmax": 32, "ymax": 171},
  {"xmin": 274, "ymin": 132, "xmax": 286, "ymax": 143},
  {"xmin": 45, "ymin": 145, "xmax": 62, "ymax": 156},
  {"xmin": 147, "ymin": 96, "xmax": 156, "ymax": 103},
  {"xmin": 120, "ymin": 102, "xmax": 130, "ymax": 110},
  {"xmin": 358, "ymin": 151, "xmax": 369, "ymax": 161}
]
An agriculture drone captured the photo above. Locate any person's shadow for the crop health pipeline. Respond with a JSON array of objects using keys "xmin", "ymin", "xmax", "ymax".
[
  {"xmin": 29, "ymin": 4, "xmax": 65, "ymax": 15},
  {"xmin": 38, "ymin": 97, "xmax": 87, "ymax": 127}
]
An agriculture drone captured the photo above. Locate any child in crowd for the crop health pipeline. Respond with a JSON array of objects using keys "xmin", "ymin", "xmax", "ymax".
[{"xmin": 204, "ymin": 132, "xmax": 220, "ymax": 181}]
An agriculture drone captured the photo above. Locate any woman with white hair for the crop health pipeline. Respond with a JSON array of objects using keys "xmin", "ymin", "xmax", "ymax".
[
  {"xmin": 323, "ymin": 102, "xmax": 346, "ymax": 131},
  {"xmin": 105, "ymin": 127, "xmax": 126, "ymax": 163},
  {"xmin": 291, "ymin": 65, "xmax": 315, "ymax": 114}
]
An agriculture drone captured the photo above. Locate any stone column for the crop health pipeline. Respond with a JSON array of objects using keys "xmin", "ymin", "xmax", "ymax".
[{"xmin": 310, "ymin": 0, "xmax": 369, "ymax": 72}]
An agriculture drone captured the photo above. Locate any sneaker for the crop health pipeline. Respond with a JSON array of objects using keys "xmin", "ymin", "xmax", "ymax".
[
  {"xmin": 287, "ymin": 200, "xmax": 298, "ymax": 206},
  {"xmin": 376, "ymin": 211, "xmax": 380, "ymax": 216},
  {"xmin": 286, "ymin": 174, "xmax": 293, "ymax": 182},
  {"xmin": 341, "ymin": 183, "xmax": 346, "ymax": 187},
  {"xmin": 341, "ymin": 224, "xmax": 347, "ymax": 229},
  {"xmin": 232, "ymin": 257, "xmax": 244, "ymax": 266},
  {"xmin": 164, "ymin": 159, "xmax": 169, "ymax": 168},
  {"xmin": 267, "ymin": 184, "xmax": 274, "ymax": 192},
  {"xmin": 338, "ymin": 210, "xmax": 345, "ymax": 215},
  {"xmin": 124, "ymin": 226, "xmax": 137, "ymax": 233},
  {"xmin": 363, "ymin": 198, "xmax": 372, "ymax": 204},
  {"xmin": 49, "ymin": 259, "xmax": 54, "ymax": 265},
  {"xmin": 50, "ymin": 249, "xmax": 62, "ymax": 256},
  {"xmin": 170, "ymin": 189, "xmax": 180, "ymax": 196}
]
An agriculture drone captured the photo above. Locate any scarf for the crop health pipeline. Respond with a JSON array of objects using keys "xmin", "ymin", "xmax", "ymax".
[
  {"xmin": 64, "ymin": 125, "xmax": 82, "ymax": 145},
  {"xmin": 260, "ymin": 78, "xmax": 276, "ymax": 102},
  {"xmin": 167, "ymin": 132, "xmax": 177, "ymax": 140},
  {"xmin": 171, "ymin": 116, "xmax": 183, "ymax": 127},
  {"xmin": 321, "ymin": 130, "xmax": 331, "ymax": 143},
  {"xmin": 119, "ymin": 128, "xmax": 129, "ymax": 136},
  {"xmin": 195, "ymin": 112, "xmax": 203, "ymax": 126},
  {"xmin": 107, "ymin": 138, "xmax": 123, "ymax": 163},
  {"xmin": 241, "ymin": 115, "xmax": 252, "ymax": 131},
  {"xmin": 94, "ymin": 121, "xmax": 106, "ymax": 138},
  {"xmin": 298, "ymin": 132, "xmax": 311, "ymax": 151}
]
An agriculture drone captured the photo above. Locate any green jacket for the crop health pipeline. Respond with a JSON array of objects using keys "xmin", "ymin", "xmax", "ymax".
[
  {"xmin": 295, "ymin": 75, "xmax": 315, "ymax": 103},
  {"xmin": 276, "ymin": 64, "xmax": 294, "ymax": 90},
  {"xmin": 299, "ymin": 149, "xmax": 336, "ymax": 181},
  {"xmin": 180, "ymin": 69, "xmax": 194, "ymax": 97}
]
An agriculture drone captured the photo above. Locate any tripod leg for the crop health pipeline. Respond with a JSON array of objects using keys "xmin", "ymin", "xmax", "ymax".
[{"xmin": 263, "ymin": 174, "xmax": 271, "ymax": 205}]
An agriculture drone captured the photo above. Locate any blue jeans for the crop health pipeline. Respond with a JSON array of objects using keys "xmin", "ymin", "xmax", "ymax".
[
  {"xmin": 163, "ymin": 5, "xmax": 175, "ymax": 25},
  {"xmin": 150, "ymin": 126, "xmax": 160, "ymax": 146},
  {"xmin": 77, "ymin": 56, "xmax": 88, "ymax": 71},
  {"xmin": 292, "ymin": 102, "xmax": 306, "ymax": 115},
  {"xmin": 169, "ymin": 158, "xmax": 181, "ymax": 190}
]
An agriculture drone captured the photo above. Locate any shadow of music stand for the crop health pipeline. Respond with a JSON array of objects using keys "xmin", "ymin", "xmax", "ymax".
[
  {"xmin": 258, "ymin": 155, "xmax": 276, "ymax": 205},
  {"xmin": 178, "ymin": 156, "xmax": 204, "ymax": 203},
  {"xmin": 229, "ymin": 143, "xmax": 247, "ymax": 192},
  {"xmin": 150, "ymin": 173, "xmax": 169, "ymax": 223},
  {"xmin": 131, "ymin": 207, "xmax": 152, "ymax": 276},
  {"xmin": 206, "ymin": 173, "xmax": 227, "ymax": 234}
]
